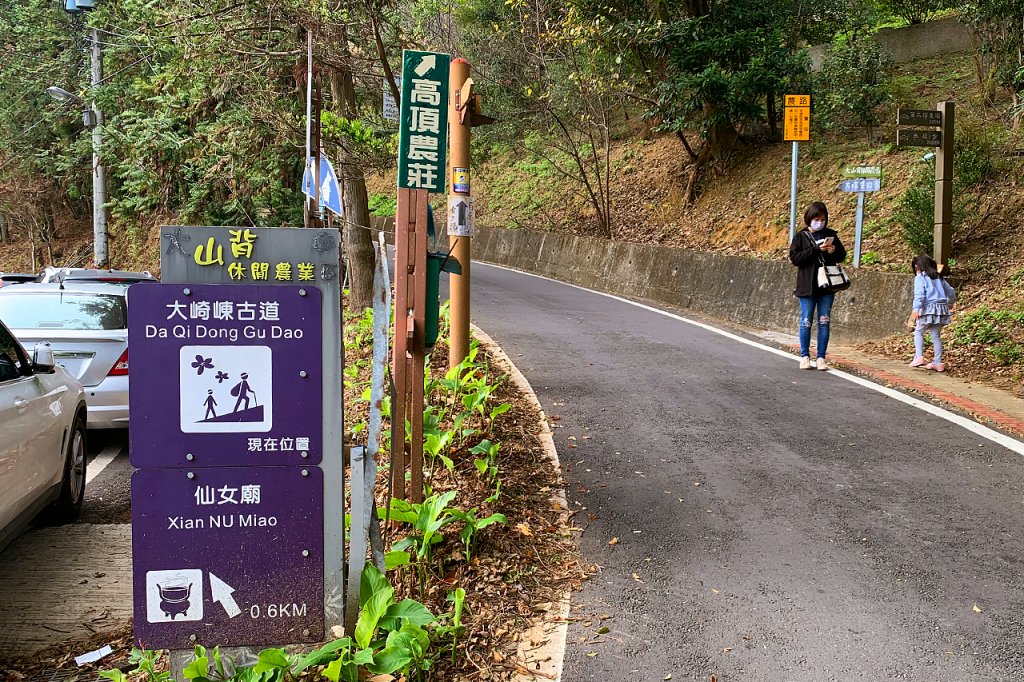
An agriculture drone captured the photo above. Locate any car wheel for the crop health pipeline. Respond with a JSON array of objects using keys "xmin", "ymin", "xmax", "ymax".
[{"xmin": 50, "ymin": 412, "xmax": 87, "ymax": 523}]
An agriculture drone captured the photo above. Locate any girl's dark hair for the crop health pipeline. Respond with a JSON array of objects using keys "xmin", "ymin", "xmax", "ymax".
[
  {"xmin": 803, "ymin": 201, "xmax": 829, "ymax": 227},
  {"xmin": 912, "ymin": 254, "xmax": 941, "ymax": 279}
]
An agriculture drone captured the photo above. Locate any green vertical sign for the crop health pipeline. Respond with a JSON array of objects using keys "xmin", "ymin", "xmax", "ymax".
[{"xmin": 397, "ymin": 50, "xmax": 450, "ymax": 193}]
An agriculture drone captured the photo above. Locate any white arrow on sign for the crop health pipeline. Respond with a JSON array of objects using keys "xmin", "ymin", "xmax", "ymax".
[
  {"xmin": 414, "ymin": 55, "xmax": 436, "ymax": 77},
  {"xmin": 209, "ymin": 573, "xmax": 241, "ymax": 618}
]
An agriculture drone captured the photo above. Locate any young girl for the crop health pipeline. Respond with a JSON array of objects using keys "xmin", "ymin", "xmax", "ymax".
[{"xmin": 909, "ymin": 254, "xmax": 957, "ymax": 372}]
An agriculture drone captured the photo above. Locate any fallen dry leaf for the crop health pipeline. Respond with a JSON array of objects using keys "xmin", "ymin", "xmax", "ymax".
[
  {"xmin": 608, "ymin": 537, "xmax": 619, "ymax": 545},
  {"xmin": 973, "ymin": 603, "xmax": 983, "ymax": 613},
  {"xmin": 516, "ymin": 523, "xmax": 534, "ymax": 537}
]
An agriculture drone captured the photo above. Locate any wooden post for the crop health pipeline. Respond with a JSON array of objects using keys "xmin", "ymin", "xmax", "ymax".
[
  {"xmin": 934, "ymin": 100, "xmax": 954, "ymax": 266},
  {"xmin": 448, "ymin": 58, "xmax": 472, "ymax": 371},
  {"xmin": 391, "ymin": 188, "xmax": 429, "ymax": 503}
]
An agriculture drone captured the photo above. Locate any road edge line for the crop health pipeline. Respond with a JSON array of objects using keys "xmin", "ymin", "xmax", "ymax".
[
  {"xmin": 474, "ymin": 261, "xmax": 1024, "ymax": 457},
  {"xmin": 471, "ymin": 324, "xmax": 570, "ymax": 682}
]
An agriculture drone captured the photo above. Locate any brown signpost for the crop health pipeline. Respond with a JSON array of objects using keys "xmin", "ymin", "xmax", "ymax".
[
  {"xmin": 392, "ymin": 50, "xmax": 451, "ymax": 503},
  {"xmin": 897, "ymin": 102, "xmax": 954, "ymax": 266}
]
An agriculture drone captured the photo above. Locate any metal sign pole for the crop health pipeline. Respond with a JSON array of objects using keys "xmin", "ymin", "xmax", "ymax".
[
  {"xmin": 789, "ymin": 141, "xmax": 798, "ymax": 242},
  {"xmin": 854, "ymin": 190, "xmax": 865, "ymax": 268}
]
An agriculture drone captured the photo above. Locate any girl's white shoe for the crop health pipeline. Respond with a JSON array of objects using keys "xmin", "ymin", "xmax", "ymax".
[
  {"xmin": 799, "ymin": 356, "xmax": 812, "ymax": 370},
  {"xmin": 816, "ymin": 358, "xmax": 828, "ymax": 371}
]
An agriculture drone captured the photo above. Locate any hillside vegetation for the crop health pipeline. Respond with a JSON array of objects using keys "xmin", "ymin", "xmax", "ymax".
[{"xmin": 1, "ymin": 1, "xmax": 1022, "ymax": 391}]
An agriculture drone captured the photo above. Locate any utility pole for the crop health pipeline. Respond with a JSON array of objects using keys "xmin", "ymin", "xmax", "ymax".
[
  {"xmin": 90, "ymin": 27, "xmax": 108, "ymax": 268},
  {"xmin": 448, "ymin": 58, "xmax": 473, "ymax": 370},
  {"xmin": 933, "ymin": 100, "xmax": 954, "ymax": 267}
]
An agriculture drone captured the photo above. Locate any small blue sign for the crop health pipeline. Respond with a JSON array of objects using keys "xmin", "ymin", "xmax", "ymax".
[
  {"xmin": 838, "ymin": 177, "xmax": 881, "ymax": 193},
  {"xmin": 302, "ymin": 154, "xmax": 344, "ymax": 217}
]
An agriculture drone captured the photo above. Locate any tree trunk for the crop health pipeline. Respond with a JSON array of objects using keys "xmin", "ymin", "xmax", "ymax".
[
  {"xmin": 329, "ymin": 61, "xmax": 375, "ymax": 311},
  {"xmin": 766, "ymin": 92, "xmax": 778, "ymax": 139}
]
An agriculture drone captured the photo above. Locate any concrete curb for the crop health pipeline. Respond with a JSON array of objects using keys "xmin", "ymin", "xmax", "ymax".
[{"xmin": 470, "ymin": 325, "xmax": 570, "ymax": 682}]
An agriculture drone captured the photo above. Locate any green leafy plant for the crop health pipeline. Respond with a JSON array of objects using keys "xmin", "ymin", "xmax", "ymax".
[
  {"xmin": 368, "ymin": 193, "xmax": 398, "ymax": 217},
  {"xmin": 447, "ymin": 507, "xmax": 507, "ymax": 562},
  {"xmin": 859, "ymin": 251, "xmax": 881, "ymax": 266},
  {"xmin": 383, "ymin": 491, "xmax": 459, "ymax": 595},
  {"xmin": 100, "ymin": 649, "xmax": 171, "ymax": 682},
  {"xmin": 434, "ymin": 588, "xmax": 467, "ymax": 664},
  {"xmin": 470, "ymin": 438, "xmax": 501, "ymax": 485}
]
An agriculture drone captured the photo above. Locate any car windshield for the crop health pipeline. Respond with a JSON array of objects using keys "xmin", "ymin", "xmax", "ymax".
[{"xmin": 0, "ymin": 293, "xmax": 127, "ymax": 330}]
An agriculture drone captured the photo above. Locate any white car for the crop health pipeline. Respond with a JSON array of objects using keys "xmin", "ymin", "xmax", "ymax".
[
  {"xmin": 0, "ymin": 282, "xmax": 132, "ymax": 429},
  {"xmin": 0, "ymin": 316, "xmax": 88, "ymax": 551}
]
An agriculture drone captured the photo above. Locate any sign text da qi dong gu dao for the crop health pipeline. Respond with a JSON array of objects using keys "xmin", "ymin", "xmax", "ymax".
[
  {"xmin": 397, "ymin": 50, "xmax": 451, "ymax": 193},
  {"xmin": 128, "ymin": 283, "xmax": 323, "ymax": 469}
]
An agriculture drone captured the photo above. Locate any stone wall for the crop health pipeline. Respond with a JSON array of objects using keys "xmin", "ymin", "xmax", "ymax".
[
  {"xmin": 472, "ymin": 227, "xmax": 915, "ymax": 344},
  {"xmin": 809, "ymin": 17, "xmax": 975, "ymax": 70}
]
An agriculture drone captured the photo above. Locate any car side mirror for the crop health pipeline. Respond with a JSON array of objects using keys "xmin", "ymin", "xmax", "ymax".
[{"xmin": 32, "ymin": 342, "xmax": 56, "ymax": 374}]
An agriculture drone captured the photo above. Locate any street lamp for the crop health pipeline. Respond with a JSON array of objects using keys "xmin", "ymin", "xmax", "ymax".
[{"xmin": 46, "ymin": 86, "xmax": 76, "ymax": 102}]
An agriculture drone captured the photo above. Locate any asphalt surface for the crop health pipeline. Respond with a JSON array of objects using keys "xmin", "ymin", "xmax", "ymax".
[
  {"xmin": 463, "ymin": 262, "xmax": 1024, "ymax": 682},
  {"xmin": 79, "ymin": 429, "xmax": 131, "ymax": 525}
]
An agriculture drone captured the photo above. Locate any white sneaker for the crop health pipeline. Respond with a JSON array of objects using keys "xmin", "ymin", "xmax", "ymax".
[
  {"xmin": 816, "ymin": 358, "xmax": 828, "ymax": 371},
  {"xmin": 799, "ymin": 356, "xmax": 812, "ymax": 370}
]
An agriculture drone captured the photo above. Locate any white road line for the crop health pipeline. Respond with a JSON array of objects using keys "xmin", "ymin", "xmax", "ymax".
[
  {"xmin": 476, "ymin": 261, "xmax": 1024, "ymax": 456},
  {"xmin": 86, "ymin": 443, "xmax": 124, "ymax": 484}
]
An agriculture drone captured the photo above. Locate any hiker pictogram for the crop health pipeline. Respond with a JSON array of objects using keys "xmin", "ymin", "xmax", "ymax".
[{"xmin": 179, "ymin": 345, "xmax": 273, "ymax": 433}]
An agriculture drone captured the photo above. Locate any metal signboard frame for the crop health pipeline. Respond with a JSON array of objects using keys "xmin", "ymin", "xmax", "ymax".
[{"xmin": 157, "ymin": 225, "xmax": 344, "ymax": 643}]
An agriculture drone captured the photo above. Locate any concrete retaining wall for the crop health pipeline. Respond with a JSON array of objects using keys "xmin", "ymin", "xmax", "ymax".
[
  {"xmin": 473, "ymin": 227, "xmax": 915, "ymax": 344},
  {"xmin": 810, "ymin": 17, "xmax": 974, "ymax": 70}
]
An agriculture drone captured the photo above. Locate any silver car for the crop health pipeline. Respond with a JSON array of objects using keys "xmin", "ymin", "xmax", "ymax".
[
  {"xmin": 0, "ymin": 282, "xmax": 134, "ymax": 429},
  {"xmin": 0, "ymin": 316, "xmax": 88, "ymax": 550}
]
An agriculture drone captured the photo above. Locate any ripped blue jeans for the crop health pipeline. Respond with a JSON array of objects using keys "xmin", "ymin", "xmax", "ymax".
[{"xmin": 798, "ymin": 292, "xmax": 835, "ymax": 359}]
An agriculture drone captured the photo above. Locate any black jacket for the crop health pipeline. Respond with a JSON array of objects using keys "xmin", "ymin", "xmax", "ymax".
[{"xmin": 789, "ymin": 227, "xmax": 847, "ymax": 297}]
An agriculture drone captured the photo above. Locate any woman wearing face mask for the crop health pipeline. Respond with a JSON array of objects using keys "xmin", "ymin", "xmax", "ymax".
[{"xmin": 788, "ymin": 201, "xmax": 847, "ymax": 370}]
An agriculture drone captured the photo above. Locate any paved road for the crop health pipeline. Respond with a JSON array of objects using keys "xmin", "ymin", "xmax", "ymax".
[
  {"xmin": 0, "ymin": 430, "xmax": 131, "ymax": 657},
  {"xmin": 80, "ymin": 429, "xmax": 131, "ymax": 525},
  {"xmin": 463, "ymin": 263, "xmax": 1024, "ymax": 681}
]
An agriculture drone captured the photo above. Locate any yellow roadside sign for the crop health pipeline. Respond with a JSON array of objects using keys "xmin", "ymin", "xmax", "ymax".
[{"xmin": 784, "ymin": 95, "xmax": 811, "ymax": 141}]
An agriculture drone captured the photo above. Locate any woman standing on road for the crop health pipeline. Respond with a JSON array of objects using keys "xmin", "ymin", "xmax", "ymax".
[{"xmin": 789, "ymin": 201, "xmax": 847, "ymax": 371}]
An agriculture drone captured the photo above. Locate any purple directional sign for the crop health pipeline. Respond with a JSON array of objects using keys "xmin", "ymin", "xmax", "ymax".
[
  {"xmin": 132, "ymin": 466, "xmax": 324, "ymax": 649},
  {"xmin": 128, "ymin": 283, "xmax": 323, "ymax": 468}
]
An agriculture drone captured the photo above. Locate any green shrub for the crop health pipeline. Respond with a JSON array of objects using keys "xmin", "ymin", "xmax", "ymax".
[
  {"xmin": 368, "ymin": 193, "xmax": 397, "ymax": 217},
  {"xmin": 860, "ymin": 251, "xmax": 881, "ymax": 266},
  {"xmin": 991, "ymin": 342, "xmax": 1024, "ymax": 367},
  {"xmin": 893, "ymin": 170, "xmax": 936, "ymax": 254},
  {"xmin": 949, "ymin": 307, "xmax": 1024, "ymax": 359},
  {"xmin": 815, "ymin": 33, "xmax": 893, "ymax": 136}
]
